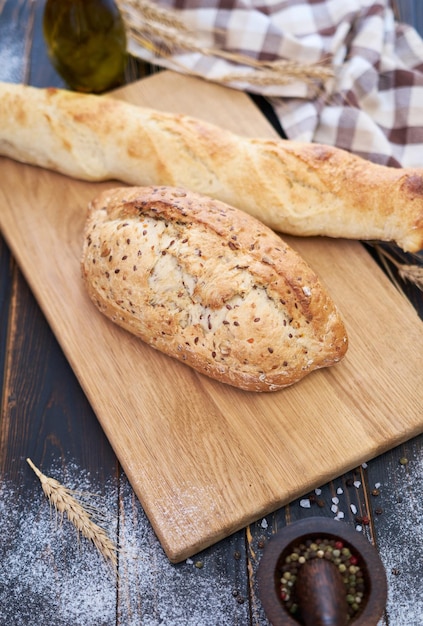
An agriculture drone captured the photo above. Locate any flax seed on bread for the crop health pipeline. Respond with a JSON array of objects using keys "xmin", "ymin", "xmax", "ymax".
[{"xmin": 81, "ymin": 186, "xmax": 348, "ymax": 392}]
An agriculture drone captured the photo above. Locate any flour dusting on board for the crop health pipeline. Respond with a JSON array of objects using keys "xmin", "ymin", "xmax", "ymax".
[{"xmin": 0, "ymin": 462, "xmax": 248, "ymax": 626}]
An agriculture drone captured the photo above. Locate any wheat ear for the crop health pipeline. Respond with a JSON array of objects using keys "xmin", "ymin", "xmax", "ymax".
[
  {"xmin": 374, "ymin": 246, "xmax": 423, "ymax": 293},
  {"xmin": 117, "ymin": 0, "xmax": 333, "ymax": 94},
  {"xmin": 27, "ymin": 458, "xmax": 118, "ymax": 570}
]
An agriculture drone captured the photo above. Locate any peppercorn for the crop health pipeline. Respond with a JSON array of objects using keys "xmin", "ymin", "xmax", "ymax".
[{"xmin": 278, "ymin": 537, "xmax": 365, "ymax": 619}]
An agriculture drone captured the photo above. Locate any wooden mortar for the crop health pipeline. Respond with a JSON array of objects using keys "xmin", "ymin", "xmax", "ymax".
[{"xmin": 257, "ymin": 517, "xmax": 387, "ymax": 626}]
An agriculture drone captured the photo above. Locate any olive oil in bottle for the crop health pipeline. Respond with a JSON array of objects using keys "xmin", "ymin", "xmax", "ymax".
[{"xmin": 43, "ymin": 0, "xmax": 128, "ymax": 93}]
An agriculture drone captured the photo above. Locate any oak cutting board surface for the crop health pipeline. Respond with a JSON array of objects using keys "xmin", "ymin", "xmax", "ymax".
[{"xmin": 1, "ymin": 71, "xmax": 422, "ymax": 562}]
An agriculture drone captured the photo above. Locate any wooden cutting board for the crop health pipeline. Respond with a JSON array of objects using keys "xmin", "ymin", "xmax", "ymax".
[{"xmin": 1, "ymin": 71, "xmax": 422, "ymax": 562}]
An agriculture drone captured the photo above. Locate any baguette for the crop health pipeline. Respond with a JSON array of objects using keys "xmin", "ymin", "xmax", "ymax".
[
  {"xmin": 0, "ymin": 81, "xmax": 422, "ymax": 252},
  {"xmin": 81, "ymin": 185, "xmax": 348, "ymax": 392}
]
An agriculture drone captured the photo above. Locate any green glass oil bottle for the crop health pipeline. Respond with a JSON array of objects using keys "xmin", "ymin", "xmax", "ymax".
[{"xmin": 43, "ymin": 0, "xmax": 128, "ymax": 93}]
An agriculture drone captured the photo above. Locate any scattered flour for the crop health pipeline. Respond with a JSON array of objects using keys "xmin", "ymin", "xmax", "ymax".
[
  {"xmin": 0, "ymin": 467, "xmax": 117, "ymax": 626},
  {"xmin": 0, "ymin": 462, "xmax": 249, "ymax": 626},
  {"xmin": 116, "ymin": 479, "xmax": 249, "ymax": 626},
  {"xmin": 376, "ymin": 452, "xmax": 423, "ymax": 626},
  {"xmin": 295, "ymin": 452, "xmax": 423, "ymax": 626}
]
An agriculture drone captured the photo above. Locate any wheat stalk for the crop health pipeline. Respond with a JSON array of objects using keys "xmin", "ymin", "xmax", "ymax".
[
  {"xmin": 27, "ymin": 458, "xmax": 118, "ymax": 570},
  {"xmin": 374, "ymin": 245, "xmax": 423, "ymax": 293},
  {"xmin": 117, "ymin": 0, "xmax": 334, "ymax": 94},
  {"xmin": 397, "ymin": 263, "xmax": 423, "ymax": 290}
]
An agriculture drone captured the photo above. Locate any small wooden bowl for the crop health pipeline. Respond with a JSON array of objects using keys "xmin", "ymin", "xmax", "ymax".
[{"xmin": 257, "ymin": 517, "xmax": 387, "ymax": 626}]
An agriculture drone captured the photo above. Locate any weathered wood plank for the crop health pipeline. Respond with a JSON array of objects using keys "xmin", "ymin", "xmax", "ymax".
[
  {"xmin": 0, "ymin": 257, "xmax": 120, "ymax": 621},
  {"xmin": 367, "ymin": 440, "xmax": 423, "ymax": 626},
  {"xmin": 0, "ymin": 236, "xmax": 12, "ymax": 424}
]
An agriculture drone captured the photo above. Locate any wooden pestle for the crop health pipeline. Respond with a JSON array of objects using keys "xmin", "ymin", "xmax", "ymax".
[
  {"xmin": 257, "ymin": 518, "xmax": 387, "ymax": 626},
  {"xmin": 295, "ymin": 557, "xmax": 349, "ymax": 626}
]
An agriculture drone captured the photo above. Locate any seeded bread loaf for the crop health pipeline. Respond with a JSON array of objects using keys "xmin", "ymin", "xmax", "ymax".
[
  {"xmin": 81, "ymin": 186, "xmax": 348, "ymax": 392},
  {"xmin": 0, "ymin": 81, "xmax": 422, "ymax": 252}
]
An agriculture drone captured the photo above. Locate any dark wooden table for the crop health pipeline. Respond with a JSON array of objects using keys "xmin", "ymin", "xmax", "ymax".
[{"xmin": 0, "ymin": 2, "xmax": 422, "ymax": 625}]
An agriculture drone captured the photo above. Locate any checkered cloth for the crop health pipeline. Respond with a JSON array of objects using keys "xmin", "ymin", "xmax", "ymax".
[{"xmin": 122, "ymin": 0, "xmax": 423, "ymax": 168}]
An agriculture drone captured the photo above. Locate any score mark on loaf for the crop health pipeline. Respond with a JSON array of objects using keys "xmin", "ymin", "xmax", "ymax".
[
  {"xmin": 81, "ymin": 186, "xmax": 348, "ymax": 392},
  {"xmin": 0, "ymin": 81, "xmax": 422, "ymax": 252}
]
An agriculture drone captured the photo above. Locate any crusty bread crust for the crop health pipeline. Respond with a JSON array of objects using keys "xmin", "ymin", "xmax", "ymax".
[
  {"xmin": 0, "ymin": 82, "xmax": 422, "ymax": 252},
  {"xmin": 81, "ymin": 186, "xmax": 348, "ymax": 392}
]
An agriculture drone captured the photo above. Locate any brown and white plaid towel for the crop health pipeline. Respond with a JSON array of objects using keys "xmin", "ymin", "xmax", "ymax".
[{"xmin": 120, "ymin": 0, "xmax": 423, "ymax": 168}]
